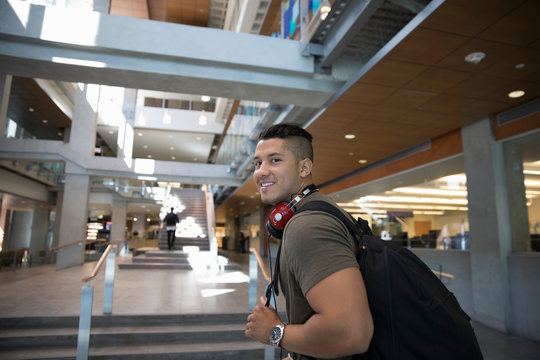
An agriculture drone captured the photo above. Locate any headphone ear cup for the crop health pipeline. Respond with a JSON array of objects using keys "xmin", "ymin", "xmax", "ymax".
[{"xmin": 266, "ymin": 202, "xmax": 296, "ymax": 239}]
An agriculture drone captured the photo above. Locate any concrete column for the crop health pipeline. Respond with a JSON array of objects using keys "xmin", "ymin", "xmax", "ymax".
[
  {"xmin": 30, "ymin": 208, "xmax": 50, "ymax": 252},
  {"xmin": 503, "ymin": 143, "xmax": 530, "ymax": 252},
  {"xmin": 56, "ymin": 174, "xmax": 90, "ymax": 270},
  {"xmin": 0, "ymin": 73, "xmax": 12, "ymax": 136},
  {"xmin": 111, "ymin": 199, "xmax": 127, "ymax": 241},
  {"xmin": 462, "ymin": 117, "xmax": 511, "ymax": 332},
  {"xmin": 52, "ymin": 190, "xmax": 64, "ymax": 248},
  {"xmin": 117, "ymin": 88, "xmax": 136, "ymax": 159},
  {"xmin": 70, "ymin": 83, "xmax": 99, "ymax": 156}
]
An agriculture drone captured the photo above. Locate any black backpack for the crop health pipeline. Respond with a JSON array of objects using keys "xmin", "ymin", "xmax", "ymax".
[
  {"xmin": 296, "ymin": 201, "xmax": 484, "ymax": 360},
  {"xmin": 165, "ymin": 213, "xmax": 178, "ymax": 225}
]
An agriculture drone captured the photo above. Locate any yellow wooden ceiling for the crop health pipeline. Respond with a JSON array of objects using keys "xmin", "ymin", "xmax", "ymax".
[{"xmin": 214, "ymin": 0, "xmax": 540, "ymax": 223}]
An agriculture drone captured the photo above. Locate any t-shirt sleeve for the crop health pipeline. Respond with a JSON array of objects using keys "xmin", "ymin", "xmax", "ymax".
[{"xmin": 283, "ymin": 210, "xmax": 359, "ymax": 296}]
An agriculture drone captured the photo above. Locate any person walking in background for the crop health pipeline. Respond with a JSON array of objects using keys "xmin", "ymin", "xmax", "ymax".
[{"xmin": 163, "ymin": 207, "xmax": 179, "ymax": 251}]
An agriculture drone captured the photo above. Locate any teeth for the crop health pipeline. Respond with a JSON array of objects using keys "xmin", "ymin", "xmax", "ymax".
[{"xmin": 262, "ymin": 182, "xmax": 274, "ymax": 187}]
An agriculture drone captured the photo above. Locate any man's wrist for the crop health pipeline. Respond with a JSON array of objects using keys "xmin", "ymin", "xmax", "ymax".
[{"xmin": 269, "ymin": 322, "xmax": 286, "ymax": 348}]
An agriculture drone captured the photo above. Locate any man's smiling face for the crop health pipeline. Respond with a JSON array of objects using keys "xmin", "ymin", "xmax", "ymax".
[{"xmin": 252, "ymin": 138, "xmax": 304, "ymax": 205}]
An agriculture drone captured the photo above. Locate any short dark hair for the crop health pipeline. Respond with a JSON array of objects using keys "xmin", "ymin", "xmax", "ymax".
[{"xmin": 258, "ymin": 123, "xmax": 314, "ymax": 162}]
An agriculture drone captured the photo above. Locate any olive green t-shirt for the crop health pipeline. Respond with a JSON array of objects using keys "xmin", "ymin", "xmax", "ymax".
[{"xmin": 279, "ymin": 192, "xmax": 360, "ymax": 360}]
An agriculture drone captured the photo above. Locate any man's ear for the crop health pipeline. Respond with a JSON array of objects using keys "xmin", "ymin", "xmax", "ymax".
[{"xmin": 299, "ymin": 158, "xmax": 313, "ymax": 178}]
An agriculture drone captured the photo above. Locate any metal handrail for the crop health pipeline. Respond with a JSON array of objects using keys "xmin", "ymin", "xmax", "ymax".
[
  {"xmin": 82, "ymin": 245, "xmax": 112, "ymax": 283},
  {"xmin": 250, "ymin": 247, "xmax": 271, "ymax": 282}
]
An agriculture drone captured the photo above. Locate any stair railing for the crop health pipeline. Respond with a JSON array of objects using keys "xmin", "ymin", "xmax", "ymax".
[
  {"xmin": 249, "ymin": 247, "xmax": 277, "ymax": 360},
  {"xmin": 77, "ymin": 238, "xmax": 124, "ymax": 360}
]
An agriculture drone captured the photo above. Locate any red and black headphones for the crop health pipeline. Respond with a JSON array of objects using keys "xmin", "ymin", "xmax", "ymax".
[{"xmin": 266, "ymin": 184, "xmax": 318, "ymax": 239}]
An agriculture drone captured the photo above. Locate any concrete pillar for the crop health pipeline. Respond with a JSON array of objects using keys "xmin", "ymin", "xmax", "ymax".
[
  {"xmin": 56, "ymin": 174, "xmax": 90, "ymax": 270},
  {"xmin": 462, "ymin": 117, "xmax": 511, "ymax": 332},
  {"xmin": 503, "ymin": 143, "xmax": 530, "ymax": 252},
  {"xmin": 52, "ymin": 190, "xmax": 63, "ymax": 248},
  {"xmin": 117, "ymin": 89, "xmax": 136, "ymax": 159},
  {"xmin": 0, "ymin": 73, "xmax": 12, "ymax": 136},
  {"xmin": 71, "ymin": 83, "xmax": 99, "ymax": 156},
  {"xmin": 111, "ymin": 199, "xmax": 127, "ymax": 241}
]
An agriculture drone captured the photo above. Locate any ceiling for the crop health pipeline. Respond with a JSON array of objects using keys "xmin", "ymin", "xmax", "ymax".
[{"xmin": 2, "ymin": 0, "xmax": 539, "ymax": 224}]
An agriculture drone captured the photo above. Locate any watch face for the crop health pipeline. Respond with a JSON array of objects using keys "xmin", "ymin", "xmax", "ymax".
[{"xmin": 271, "ymin": 326, "xmax": 282, "ymax": 341}]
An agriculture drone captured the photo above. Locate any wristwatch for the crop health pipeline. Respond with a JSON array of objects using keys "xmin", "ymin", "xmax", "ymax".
[{"xmin": 269, "ymin": 322, "xmax": 286, "ymax": 348}]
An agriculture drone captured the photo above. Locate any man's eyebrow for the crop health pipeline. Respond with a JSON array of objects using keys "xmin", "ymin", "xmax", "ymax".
[{"xmin": 253, "ymin": 152, "xmax": 284, "ymax": 160}]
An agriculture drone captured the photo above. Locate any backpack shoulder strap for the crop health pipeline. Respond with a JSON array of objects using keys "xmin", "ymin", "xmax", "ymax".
[{"xmin": 297, "ymin": 200, "xmax": 373, "ymax": 237}]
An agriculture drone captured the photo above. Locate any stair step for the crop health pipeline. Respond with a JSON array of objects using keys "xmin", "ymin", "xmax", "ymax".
[
  {"xmin": 118, "ymin": 263, "xmax": 193, "ymax": 270},
  {"xmin": 0, "ymin": 341, "xmax": 267, "ymax": 360},
  {"xmin": 144, "ymin": 251, "xmax": 188, "ymax": 258},
  {"xmin": 132, "ymin": 257, "xmax": 190, "ymax": 264},
  {"xmin": 0, "ymin": 313, "xmax": 274, "ymax": 360}
]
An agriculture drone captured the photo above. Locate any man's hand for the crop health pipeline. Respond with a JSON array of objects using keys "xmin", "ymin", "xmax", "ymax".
[{"xmin": 245, "ymin": 296, "xmax": 282, "ymax": 344}]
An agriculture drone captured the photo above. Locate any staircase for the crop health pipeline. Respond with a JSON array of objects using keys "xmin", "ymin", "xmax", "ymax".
[
  {"xmin": 0, "ymin": 313, "xmax": 272, "ymax": 359},
  {"xmin": 119, "ymin": 250, "xmax": 242, "ymax": 271},
  {"xmin": 118, "ymin": 250, "xmax": 192, "ymax": 270},
  {"xmin": 160, "ymin": 188, "xmax": 210, "ymax": 251}
]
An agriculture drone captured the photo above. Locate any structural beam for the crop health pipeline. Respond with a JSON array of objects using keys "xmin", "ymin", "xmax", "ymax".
[
  {"xmin": 0, "ymin": 139, "xmax": 241, "ymax": 186},
  {"xmin": 0, "ymin": 0, "xmax": 344, "ymax": 107}
]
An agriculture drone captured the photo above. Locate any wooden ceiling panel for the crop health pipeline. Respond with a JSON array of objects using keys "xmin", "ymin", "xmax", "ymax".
[
  {"xmin": 148, "ymin": 0, "xmax": 167, "ymax": 21},
  {"xmin": 110, "ymin": 0, "xmax": 149, "ymax": 19},
  {"xmin": 420, "ymin": 0, "xmax": 525, "ymax": 37},
  {"xmin": 443, "ymin": 73, "xmax": 514, "ymax": 99},
  {"xmin": 418, "ymin": 94, "xmax": 475, "ymax": 114},
  {"xmin": 338, "ymin": 83, "xmax": 397, "ymax": 105},
  {"xmin": 482, "ymin": 49, "xmax": 540, "ymax": 81},
  {"xmin": 386, "ymin": 27, "xmax": 468, "ymax": 65},
  {"xmin": 477, "ymin": 0, "xmax": 540, "ymax": 46},
  {"xmin": 359, "ymin": 59, "xmax": 428, "ymax": 87},
  {"xmin": 435, "ymin": 38, "xmax": 520, "ymax": 74},
  {"xmin": 404, "ymin": 67, "xmax": 471, "ymax": 93},
  {"xmin": 167, "ymin": 0, "xmax": 209, "ymax": 26},
  {"xmin": 378, "ymin": 89, "xmax": 438, "ymax": 110}
]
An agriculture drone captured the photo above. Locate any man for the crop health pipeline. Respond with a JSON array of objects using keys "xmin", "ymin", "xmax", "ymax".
[
  {"xmin": 163, "ymin": 207, "xmax": 179, "ymax": 251},
  {"xmin": 245, "ymin": 124, "xmax": 373, "ymax": 359}
]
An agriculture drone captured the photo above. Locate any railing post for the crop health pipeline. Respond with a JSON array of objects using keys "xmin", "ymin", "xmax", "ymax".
[
  {"xmin": 249, "ymin": 251, "xmax": 258, "ymax": 310},
  {"xmin": 103, "ymin": 250, "xmax": 116, "ymax": 314},
  {"xmin": 77, "ymin": 282, "xmax": 94, "ymax": 360}
]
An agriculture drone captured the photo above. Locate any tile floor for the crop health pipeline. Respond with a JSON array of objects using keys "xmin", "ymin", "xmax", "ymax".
[{"xmin": 0, "ymin": 251, "xmax": 539, "ymax": 359}]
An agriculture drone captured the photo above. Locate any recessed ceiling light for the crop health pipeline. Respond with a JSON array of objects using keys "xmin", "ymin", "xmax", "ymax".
[
  {"xmin": 201, "ymin": 95, "xmax": 210, "ymax": 102},
  {"xmin": 138, "ymin": 132, "xmax": 143, "ymax": 136},
  {"xmin": 28, "ymin": 108, "xmax": 34, "ymax": 112},
  {"xmin": 42, "ymin": 119, "xmax": 48, "ymax": 124},
  {"xmin": 508, "ymin": 90, "xmax": 525, "ymax": 98},
  {"xmin": 464, "ymin": 52, "xmax": 486, "ymax": 64},
  {"xmin": 345, "ymin": 134, "xmax": 355, "ymax": 139},
  {"xmin": 196, "ymin": 136, "xmax": 202, "ymax": 141},
  {"xmin": 169, "ymin": 147, "xmax": 174, "ymax": 150},
  {"xmin": 143, "ymin": 145, "xmax": 148, "ymax": 149},
  {"xmin": 359, "ymin": 159, "xmax": 367, "ymax": 164},
  {"xmin": 108, "ymin": 130, "xmax": 114, "ymax": 134},
  {"xmin": 147, "ymin": 155, "xmax": 152, "ymax": 158},
  {"xmin": 193, "ymin": 158, "xmax": 198, "ymax": 161},
  {"xmin": 57, "ymin": 132, "xmax": 63, "ymax": 136},
  {"xmin": 515, "ymin": 63, "xmax": 525, "ymax": 69},
  {"xmin": 171, "ymin": 156, "xmax": 176, "ymax": 160}
]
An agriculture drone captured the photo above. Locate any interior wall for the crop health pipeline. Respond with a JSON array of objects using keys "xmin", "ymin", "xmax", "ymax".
[
  {"xmin": 508, "ymin": 253, "xmax": 540, "ymax": 342},
  {"xmin": 6, "ymin": 210, "xmax": 33, "ymax": 249}
]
